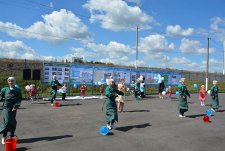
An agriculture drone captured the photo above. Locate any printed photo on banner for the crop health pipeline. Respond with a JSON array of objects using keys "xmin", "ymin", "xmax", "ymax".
[
  {"xmin": 113, "ymin": 68, "xmax": 130, "ymax": 84},
  {"xmin": 70, "ymin": 65, "xmax": 93, "ymax": 84},
  {"xmin": 43, "ymin": 63, "xmax": 70, "ymax": 83}
]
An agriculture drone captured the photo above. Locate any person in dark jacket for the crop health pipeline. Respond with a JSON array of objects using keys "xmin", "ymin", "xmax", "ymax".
[{"xmin": 158, "ymin": 80, "xmax": 165, "ymax": 99}]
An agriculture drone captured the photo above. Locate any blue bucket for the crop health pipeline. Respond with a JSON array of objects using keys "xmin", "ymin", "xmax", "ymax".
[
  {"xmin": 205, "ymin": 109, "xmax": 213, "ymax": 116},
  {"xmin": 99, "ymin": 126, "xmax": 109, "ymax": 135}
]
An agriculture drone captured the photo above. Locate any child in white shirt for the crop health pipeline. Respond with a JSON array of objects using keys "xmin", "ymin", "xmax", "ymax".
[{"xmin": 61, "ymin": 84, "xmax": 67, "ymax": 101}]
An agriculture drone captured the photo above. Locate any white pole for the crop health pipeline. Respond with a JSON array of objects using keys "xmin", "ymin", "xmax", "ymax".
[
  {"xmin": 135, "ymin": 26, "xmax": 139, "ymax": 69},
  {"xmin": 205, "ymin": 37, "xmax": 210, "ymax": 91}
]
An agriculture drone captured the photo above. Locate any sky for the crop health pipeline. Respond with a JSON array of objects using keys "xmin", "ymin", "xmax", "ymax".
[{"xmin": 0, "ymin": 0, "xmax": 225, "ymax": 73}]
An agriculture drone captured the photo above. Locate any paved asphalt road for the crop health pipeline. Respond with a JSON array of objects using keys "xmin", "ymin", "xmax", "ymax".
[{"xmin": 0, "ymin": 93, "xmax": 225, "ymax": 151}]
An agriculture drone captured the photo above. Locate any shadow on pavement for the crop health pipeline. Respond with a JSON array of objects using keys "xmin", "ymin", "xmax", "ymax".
[
  {"xmin": 107, "ymin": 132, "xmax": 114, "ymax": 135},
  {"xmin": 216, "ymin": 109, "xmax": 225, "ymax": 112},
  {"xmin": 123, "ymin": 109, "xmax": 150, "ymax": 113},
  {"xmin": 1, "ymin": 108, "xmax": 26, "ymax": 110},
  {"xmin": 186, "ymin": 114, "xmax": 205, "ymax": 118},
  {"xmin": 60, "ymin": 103, "xmax": 82, "ymax": 107},
  {"xmin": 188, "ymin": 102, "xmax": 194, "ymax": 104},
  {"xmin": 18, "ymin": 135, "xmax": 73, "ymax": 144},
  {"xmin": 32, "ymin": 102, "xmax": 48, "ymax": 105},
  {"xmin": 115, "ymin": 123, "xmax": 151, "ymax": 132},
  {"xmin": 170, "ymin": 97, "xmax": 179, "ymax": 101},
  {"xmin": 145, "ymin": 95, "xmax": 158, "ymax": 99},
  {"xmin": 17, "ymin": 147, "xmax": 30, "ymax": 151}
]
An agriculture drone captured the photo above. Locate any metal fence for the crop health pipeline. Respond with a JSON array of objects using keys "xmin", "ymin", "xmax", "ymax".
[{"xmin": 181, "ymin": 71, "xmax": 225, "ymax": 82}]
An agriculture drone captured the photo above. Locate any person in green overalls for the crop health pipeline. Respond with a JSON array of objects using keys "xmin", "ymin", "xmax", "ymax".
[
  {"xmin": 105, "ymin": 79, "xmax": 124, "ymax": 130},
  {"xmin": 178, "ymin": 78, "xmax": 191, "ymax": 118},
  {"xmin": 49, "ymin": 75, "xmax": 62, "ymax": 106},
  {"xmin": 210, "ymin": 80, "xmax": 219, "ymax": 112},
  {"xmin": 134, "ymin": 78, "xmax": 141, "ymax": 100},
  {"xmin": 0, "ymin": 77, "xmax": 22, "ymax": 144}
]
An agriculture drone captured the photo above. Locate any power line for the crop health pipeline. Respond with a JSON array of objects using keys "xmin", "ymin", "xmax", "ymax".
[
  {"xmin": 2, "ymin": 0, "xmax": 220, "ymax": 39},
  {"xmin": 0, "ymin": 0, "xmax": 139, "ymax": 31},
  {"xmin": 0, "ymin": 0, "xmax": 224, "ymax": 55},
  {"xmin": 24, "ymin": 0, "xmax": 54, "ymax": 9},
  {"xmin": 23, "ymin": 0, "xmax": 91, "ymax": 19},
  {"xmin": 0, "ymin": 0, "xmax": 35, "ymax": 10}
]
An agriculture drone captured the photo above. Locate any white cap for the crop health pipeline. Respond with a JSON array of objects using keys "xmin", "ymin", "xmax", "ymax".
[
  {"xmin": 213, "ymin": 80, "xmax": 218, "ymax": 84},
  {"xmin": 7, "ymin": 77, "xmax": 16, "ymax": 82},
  {"xmin": 106, "ymin": 78, "xmax": 114, "ymax": 85}
]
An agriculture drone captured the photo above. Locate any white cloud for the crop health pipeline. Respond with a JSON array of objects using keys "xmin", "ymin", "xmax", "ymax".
[
  {"xmin": 99, "ymin": 57, "xmax": 148, "ymax": 67},
  {"xmin": 100, "ymin": 56, "xmax": 129, "ymax": 64},
  {"xmin": 179, "ymin": 38, "xmax": 214, "ymax": 54},
  {"xmin": 147, "ymin": 52, "xmax": 170, "ymax": 63},
  {"xmin": 171, "ymin": 57, "xmax": 192, "ymax": 64},
  {"xmin": 210, "ymin": 17, "xmax": 225, "ymax": 31},
  {"xmin": 210, "ymin": 17, "xmax": 225, "ymax": 42},
  {"xmin": 140, "ymin": 34, "xmax": 174, "ymax": 53},
  {"xmin": 86, "ymin": 41, "xmax": 133, "ymax": 58},
  {"xmin": 69, "ymin": 47, "xmax": 97, "ymax": 61},
  {"xmin": 141, "ymin": 52, "xmax": 203, "ymax": 70},
  {"xmin": 166, "ymin": 25, "xmax": 194, "ymax": 37},
  {"xmin": 0, "ymin": 40, "xmax": 134, "ymax": 65},
  {"xmin": 202, "ymin": 58, "xmax": 223, "ymax": 72},
  {"xmin": 82, "ymin": 41, "xmax": 137, "ymax": 65},
  {"xmin": 169, "ymin": 57, "xmax": 204, "ymax": 71},
  {"xmin": 0, "ymin": 9, "xmax": 90, "ymax": 43},
  {"xmin": 83, "ymin": 0, "xmax": 152, "ymax": 31},
  {"xmin": 202, "ymin": 58, "xmax": 223, "ymax": 65},
  {"xmin": 0, "ymin": 40, "xmax": 38, "ymax": 59}
]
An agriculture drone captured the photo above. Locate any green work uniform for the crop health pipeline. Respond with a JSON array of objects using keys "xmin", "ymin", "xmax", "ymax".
[
  {"xmin": 210, "ymin": 85, "xmax": 219, "ymax": 110},
  {"xmin": 105, "ymin": 86, "xmax": 124, "ymax": 124},
  {"xmin": 134, "ymin": 82, "xmax": 141, "ymax": 100},
  {"xmin": 49, "ymin": 80, "xmax": 62, "ymax": 103},
  {"xmin": 0, "ymin": 86, "xmax": 22, "ymax": 137},
  {"xmin": 178, "ymin": 83, "xmax": 190, "ymax": 114}
]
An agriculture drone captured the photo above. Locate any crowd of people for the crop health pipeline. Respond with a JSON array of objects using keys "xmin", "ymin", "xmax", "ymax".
[{"xmin": 0, "ymin": 74, "xmax": 220, "ymax": 144}]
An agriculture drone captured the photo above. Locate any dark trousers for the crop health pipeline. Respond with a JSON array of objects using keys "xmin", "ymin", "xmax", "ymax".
[
  {"xmin": 179, "ymin": 109, "xmax": 188, "ymax": 115},
  {"xmin": 108, "ymin": 120, "xmax": 115, "ymax": 125},
  {"xmin": 140, "ymin": 92, "xmax": 145, "ymax": 98},
  {"xmin": 50, "ymin": 90, "xmax": 57, "ymax": 104},
  {"xmin": 62, "ymin": 93, "xmax": 66, "ymax": 100},
  {"xmin": 3, "ymin": 131, "xmax": 14, "ymax": 137}
]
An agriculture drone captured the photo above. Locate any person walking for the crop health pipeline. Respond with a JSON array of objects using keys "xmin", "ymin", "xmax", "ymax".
[{"xmin": 0, "ymin": 77, "xmax": 22, "ymax": 144}]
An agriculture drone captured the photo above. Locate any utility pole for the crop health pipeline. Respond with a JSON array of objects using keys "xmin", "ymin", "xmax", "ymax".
[
  {"xmin": 223, "ymin": 41, "xmax": 225, "ymax": 75},
  {"xmin": 205, "ymin": 37, "xmax": 210, "ymax": 91},
  {"xmin": 135, "ymin": 25, "xmax": 139, "ymax": 69}
]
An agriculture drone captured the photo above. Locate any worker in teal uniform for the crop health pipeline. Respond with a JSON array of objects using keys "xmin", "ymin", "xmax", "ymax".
[{"xmin": 0, "ymin": 77, "xmax": 22, "ymax": 144}]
